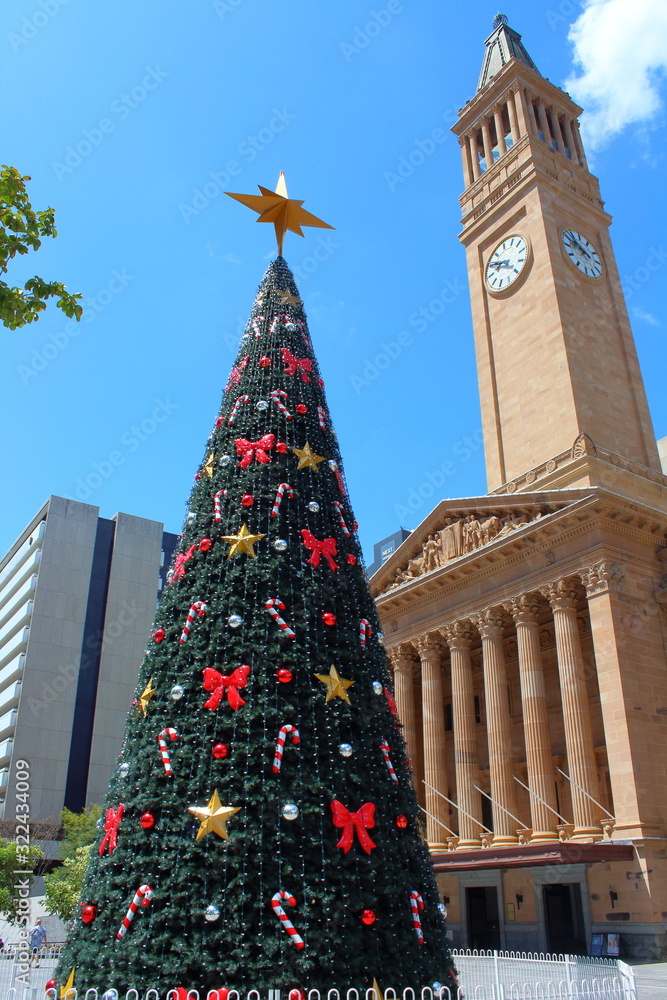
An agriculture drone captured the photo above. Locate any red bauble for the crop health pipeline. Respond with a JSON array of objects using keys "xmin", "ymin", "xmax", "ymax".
[
  {"xmin": 241, "ymin": 494, "xmax": 254, "ymax": 507},
  {"xmin": 45, "ymin": 981, "xmax": 57, "ymax": 991},
  {"xmin": 395, "ymin": 814, "xmax": 408, "ymax": 829},
  {"xmin": 212, "ymin": 743, "xmax": 230, "ymax": 759},
  {"xmin": 277, "ymin": 668, "xmax": 293, "ymax": 684},
  {"xmin": 81, "ymin": 903, "xmax": 97, "ymax": 924},
  {"xmin": 353, "ymin": 521, "xmax": 359, "ymax": 531},
  {"xmin": 259, "ymin": 356, "xmax": 272, "ymax": 368},
  {"xmin": 195, "ymin": 472, "xmax": 202, "ymax": 481},
  {"xmin": 322, "ymin": 612, "xmax": 337, "ymax": 626},
  {"xmin": 140, "ymin": 812, "xmax": 155, "ymax": 830},
  {"xmin": 361, "ymin": 909, "xmax": 376, "ymax": 925},
  {"xmin": 216, "ymin": 417, "xmax": 224, "ymax": 427},
  {"xmin": 296, "ymin": 404, "xmax": 308, "ymax": 414},
  {"xmin": 317, "ymin": 378, "xmax": 325, "ymax": 387},
  {"xmin": 276, "ymin": 441, "xmax": 288, "ymax": 453},
  {"xmin": 199, "ymin": 538, "xmax": 212, "ymax": 552},
  {"xmin": 346, "ymin": 554, "xmax": 357, "ymax": 565},
  {"xmin": 288, "ymin": 991, "xmax": 306, "ymax": 1000},
  {"xmin": 153, "ymin": 629, "xmax": 165, "ymax": 643}
]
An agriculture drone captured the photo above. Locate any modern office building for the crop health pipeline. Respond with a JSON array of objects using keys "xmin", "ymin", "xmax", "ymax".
[
  {"xmin": 367, "ymin": 528, "xmax": 412, "ymax": 577},
  {"xmin": 0, "ymin": 496, "xmax": 178, "ymax": 821},
  {"xmin": 371, "ymin": 18, "xmax": 667, "ymax": 959}
]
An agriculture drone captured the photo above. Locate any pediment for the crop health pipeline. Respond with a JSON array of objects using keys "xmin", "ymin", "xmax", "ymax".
[{"xmin": 370, "ymin": 489, "xmax": 594, "ymax": 597}]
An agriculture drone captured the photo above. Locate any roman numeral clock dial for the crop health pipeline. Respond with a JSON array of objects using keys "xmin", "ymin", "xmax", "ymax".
[
  {"xmin": 562, "ymin": 228, "xmax": 603, "ymax": 278},
  {"xmin": 485, "ymin": 234, "xmax": 530, "ymax": 294}
]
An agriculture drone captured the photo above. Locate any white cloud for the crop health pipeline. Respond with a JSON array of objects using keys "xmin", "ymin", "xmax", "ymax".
[
  {"xmin": 565, "ymin": 0, "xmax": 667, "ymax": 149},
  {"xmin": 633, "ymin": 305, "xmax": 660, "ymax": 326}
]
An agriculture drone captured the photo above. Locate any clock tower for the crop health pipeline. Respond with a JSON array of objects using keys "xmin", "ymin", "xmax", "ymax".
[{"xmin": 452, "ymin": 14, "xmax": 660, "ymax": 493}]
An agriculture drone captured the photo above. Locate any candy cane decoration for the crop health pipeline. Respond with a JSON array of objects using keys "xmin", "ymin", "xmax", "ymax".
[
  {"xmin": 228, "ymin": 395, "xmax": 249, "ymax": 426},
  {"xmin": 270, "ymin": 389, "xmax": 292, "ymax": 420},
  {"xmin": 333, "ymin": 502, "xmax": 350, "ymax": 537},
  {"xmin": 359, "ymin": 619, "xmax": 373, "ymax": 649},
  {"xmin": 158, "ymin": 728, "xmax": 178, "ymax": 777},
  {"xmin": 251, "ymin": 315, "xmax": 265, "ymax": 337},
  {"xmin": 380, "ymin": 739, "xmax": 399, "ymax": 784},
  {"xmin": 117, "ymin": 884, "xmax": 153, "ymax": 940},
  {"xmin": 265, "ymin": 598, "xmax": 295, "ymax": 639},
  {"xmin": 271, "ymin": 891, "xmax": 304, "ymax": 949},
  {"xmin": 317, "ymin": 406, "xmax": 326, "ymax": 430},
  {"xmin": 180, "ymin": 602, "xmax": 207, "ymax": 643},
  {"xmin": 214, "ymin": 490, "xmax": 226, "ymax": 523},
  {"xmin": 272, "ymin": 724, "xmax": 300, "ymax": 773},
  {"xmin": 409, "ymin": 891, "xmax": 425, "ymax": 944},
  {"xmin": 270, "ymin": 314, "xmax": 289, "ymax": 334},
  {"xmin": 271, "ymin": 483, "xmax": 294, "ymax": 518}
]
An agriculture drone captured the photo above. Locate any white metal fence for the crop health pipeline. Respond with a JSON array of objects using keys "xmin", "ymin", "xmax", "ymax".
[{"xmin": 0, "ymin": 946, "xmax": 639, "ymax": 1000}]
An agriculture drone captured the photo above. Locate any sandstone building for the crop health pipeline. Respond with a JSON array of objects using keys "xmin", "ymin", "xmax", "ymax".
[{"xmin": 371, "ymin": 16, "xmax": 667, "ymax": 959}]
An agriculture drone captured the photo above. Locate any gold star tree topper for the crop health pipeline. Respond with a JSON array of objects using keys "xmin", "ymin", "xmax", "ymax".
[
  {"xmin": 315, "ymin": 664, "xmax": 355, "ymax": 704},
  {"xmin": 292, "ymin": 441, "xmax": 326, "ymax": 471},
  {"xmin": 226, "ymin": 172, "xmax": 334, "ymax": 255},
  {"xmin": 220, "ymin": 523, "xmax": 266, "ymax": 558},
  {"xmin": 61, "ymin": 969, "xmax": 76, "ymax": 1000},
  {"xmin": 188, "ymin": 790, "xmax": 241, "ymax": 841}
]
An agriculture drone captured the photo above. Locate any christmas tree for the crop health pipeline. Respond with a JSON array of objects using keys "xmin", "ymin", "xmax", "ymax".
[{"xmin": 57, "ymin": 180, "xmax": 455, "ymax": 996}]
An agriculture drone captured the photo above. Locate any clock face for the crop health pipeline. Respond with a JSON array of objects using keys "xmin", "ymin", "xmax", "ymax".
[
  {"xmin": 485, "ymin": 235, "xmax": 530, "ymax": 292},
  {"xmin": 562, "ymin": 229, "xmax": 603, "ymax": 278}
]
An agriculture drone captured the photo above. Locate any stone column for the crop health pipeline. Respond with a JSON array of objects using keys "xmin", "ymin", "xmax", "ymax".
[
  {"xmin": 561, "ymin": 118, "xmax": 579, "ymax": 164},
  {"xmin": 481, "ymin": 119, "xmax": 494, "ymax": 171},
  {"xmin": 505, "ymin": 594, "xmax": 558, "ymax": 842},
  {"xmin": 417, "ymin": 635, "xmax": 450, "ymax": 848},
  {"xmin": 388, "ymin": 644, "xmax": 422, "ymax": 793},
  {"xmin": 493, "ymin": 108, "xmax": 507, "ymax": 157},
  {"xmin": 472, "ymin": 609, "xmax": 520, "ymax": 845},
  {"xmin": 537, "ymin": 102, "xmax": 552, "ymax": 144},
  {"xmin": 469, "ymin": 134, "xmax": 481, "ymax": 181},
  {"xmin": 541, "ymin": 579, "xmax": 602, "ymax": 841},
  {"xmin": 506, "ymin": 93, "xmax": 520, "ymax": 145},
  {"xmin": 572, "ymin": 119, "xmax": 589, "ymax": 169},
  {"xmin": 512, "ymin": 86, "xmax": 530, "ymax": 136},
  {"xmin": 459, "ymin": 137, "xmax": 474, "ymax": 188},
  {"xmin": 443, "ymin": 621, "xmax": 482, "ymax": 847},
  {"xmin": 549, "ymin": 110, "xmax": 566, "ymax": 154}
]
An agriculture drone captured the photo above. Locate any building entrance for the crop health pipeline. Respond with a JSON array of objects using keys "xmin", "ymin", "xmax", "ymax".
[
  {"xmin": 543, "ymin": 883, "xmax": 586, "ymax": 955},
  {"xmin": 466, "ymin": 886, "xmax": 501, "ymax": 950}
]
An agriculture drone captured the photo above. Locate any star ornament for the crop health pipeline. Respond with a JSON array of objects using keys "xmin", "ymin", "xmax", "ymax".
[
  {"xmin": 278, "ymin": 289, "xmax": 302, "ymax": 306},
  {"xmin": 204, "ymin": 452, "xmax": 216, "ymax": 477},
  {"xmin": 226, "ymin": 172, "xmax": 334, "ymax": 255},
  {"xmin": 60, "ymin": 969, "xmax": 75, "ymax": 1000},
  {"xmin": 220, "ymin": 523, "xmax": 266, "ymax": 558},
  {"xmin": 189, "ymin": 789, "xmax": 240, "ymax": 841},
  {"xmin": 292, "ymin": 442, "xmax": 325, "ymax": 472},
  {"xmin": 139, "ymin": 677, "xmax": 156, "ymax": 716},
  {"xmin": 315, "ymin": 664, "xmax": 355, "ymax": 704}
]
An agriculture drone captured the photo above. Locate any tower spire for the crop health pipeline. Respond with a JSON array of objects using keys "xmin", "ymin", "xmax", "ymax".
[{"xmin": 478, "ymin": 14, "xmax": 540, "ymax": 91}]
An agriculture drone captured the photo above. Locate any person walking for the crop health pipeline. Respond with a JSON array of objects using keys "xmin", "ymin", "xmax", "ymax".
[{"xmin": 29, "ymin": 919, "xmax": 47, "ymax": 967}]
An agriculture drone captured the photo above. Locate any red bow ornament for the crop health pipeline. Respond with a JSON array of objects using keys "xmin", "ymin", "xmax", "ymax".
[
  {"xmin": 330, "ymin": 800, "xmax": 377, "ymax": 854},
  {"xmin": 226, "ymin": 355, "xmax": 248, "ymax": 389},
  {"xmin": 170, "ymin": 544, "xmax": 196, "ymax": 585},
  {"xmin": 301, "ymin": 530, "xmax": 338, "ymax": 571},
  {"xmin": 235, "ymin": 434, "xmax": 275, "ymax": 469},
  {"xmin": 99, "ymin": 803, "xmax": 124, "ymax": 856},
  {"xmin": 202, "ymin": 664, "xmax": 251, "ymax": 711},
  {"xmin": 281, "ymin": 348, "xmax": 312, "ymax": 382}
]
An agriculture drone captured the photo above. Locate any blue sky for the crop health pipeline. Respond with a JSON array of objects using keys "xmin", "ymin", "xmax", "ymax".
[{"xmin": 1, "ymin": 0, "xmax": 666, "ymax": 566}]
